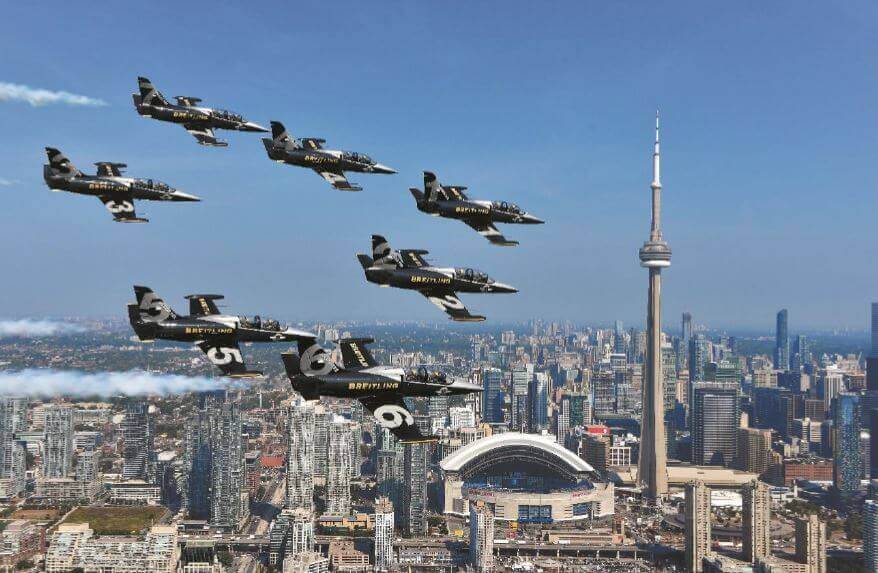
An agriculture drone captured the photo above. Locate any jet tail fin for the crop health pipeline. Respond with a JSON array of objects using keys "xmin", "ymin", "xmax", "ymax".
[
  {"xmin": 127, "ymin": 304, "xmax": 159, "ymax": 341},
  {"xmin": 44, "ymin": 147, "xmax": 81, "ymax": 178},
  {"xmin": 357, "ymin": 254, "xmax": 374, "ymax": 270},
  {"xmin": 132, "ymin": 285, "xmax": 179, "ymax": 323},
  {"xmin": 270, "ymin": 121, "xmax": 292, "ymax": 144},
  {"xmin": 423, "ymin": 171, "xmax": 440, "ymax": 203},
  {"xmin": 136, "ymin": 77, "xmax": 171, "ymax": 107},
  {"xmin": 280, "ymin": 352, "xmax": 321, "ymax": 400}
]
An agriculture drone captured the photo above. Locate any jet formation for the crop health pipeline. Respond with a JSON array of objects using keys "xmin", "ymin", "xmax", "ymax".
[
  {"xmin": 283, "ymin": 338, "xmax": 482, "ymax": 443},
  {"xmin": 42, "ymin": 148, "xmax": 199, "ymax": 222},
  {"xmin": 357, "ymin": 235, "xmax": 517, "ymax": 322},
  {"xmin": 262, "ymin": 121, "xmax": 396, "ymax": 191},
  {"xmin": 410, "ymin": 171, "xmax": 544, "ymax": 246},
  {"xmin": 127, "ymin": 286, "xmax": 315, "ymax": 378},
  {"xmin": 132, "ymin": 77, "xmax": 267, "ymax": 147}
]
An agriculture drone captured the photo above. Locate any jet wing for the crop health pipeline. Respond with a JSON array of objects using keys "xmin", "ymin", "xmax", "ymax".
[
  {"xmin": 183, "ymin": 124, "xmax": 228, "ymax": 147},
  {"xmin": 399, "ymin": 250, "xmax": 430, "ymax": 268},
  {"xmin": 442, "ymin": 186, "xmax": 469, "ymax": 201},
  {"xmin": 300, "ymin": 138, "xmax": 325, "ymax": 150},
  {"xmin": 98, "ymin": 193, "xmax": 148, "ymax": 223},
  {"xmin": 95, "ymin": 162, "xmax": 126, "ymax": 177},
  {"xmin": 185, "ymin": 294, "xmax": 223, "ymax": 317},
  {"xmin": 462, "ymin": 219, "xmax": 518, "ymax": 246},
  {"xmin": 314, "ymin": 169, "xmax": 362, "ymax": 192},
  {"xmin": 359, "ymin": 396, "xmax": 435, "ymax": 444},
  {"xmin": 420, "ymin": 290, "xmax": 486, "ymax": 322},
  {"xmin": 196, "ymin": 339, "xmax": 262, "ymax": 378}
]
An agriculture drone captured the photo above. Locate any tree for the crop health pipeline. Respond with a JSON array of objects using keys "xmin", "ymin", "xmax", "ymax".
[
  {"xmin": 845, "ymin": 512, "xmax": 863, "ymax": 540},
  {"xmin": 16, "ymin": 560, "xmax": 35, "ymax": 570},
  {"xmin": 217, "ymin": 551, "xmax": 234, "ymax": 567}
]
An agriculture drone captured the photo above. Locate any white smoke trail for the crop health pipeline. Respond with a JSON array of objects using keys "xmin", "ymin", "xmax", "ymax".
[
  {"xmin": 0, "ymin": 82, "xmax": 107, "ymax": 107},
  {"xmin": 0, "ymin": 369, "xmax": 235, "ymax": 398},
  {"xmin": 0, "ymin": 319, "xmax": 86, "ymax": 338},
  {"xmin": 0, "ymin": 178, "xmax": 18, "ymax": 186}
]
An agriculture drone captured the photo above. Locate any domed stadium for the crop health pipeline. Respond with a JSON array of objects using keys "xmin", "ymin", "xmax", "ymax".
[{"xmin": 439, "ymin": 433, "xmax": 614, "ymax": 523}]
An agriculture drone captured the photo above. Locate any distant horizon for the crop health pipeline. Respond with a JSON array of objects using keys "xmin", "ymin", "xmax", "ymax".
[{"xmin": 0, "ymin": 314, "xmax": 871, "ymax": 338}]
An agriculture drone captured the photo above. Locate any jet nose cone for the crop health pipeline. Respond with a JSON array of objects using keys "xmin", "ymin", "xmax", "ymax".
[
  {"xmin": 451, "ymin": 380, "xmax": 483, "ymax": 393},
  {"xmin": 372, "ymin": 164, "xmax": 397, "ymax": 175},
  {"xmin": 525, "ymin": 214, "xmax": 545, "ymax": 224},
  {"xmin": 490, "ymin": 282, "xmax": 518, "ymax": 294},
  {"xmin": 243, "ymin": 121, "xmax": 269, "ymax": 133},
  {"xmin": 173, "ymin": 191, "xmax": 201, "ymax": 202}
]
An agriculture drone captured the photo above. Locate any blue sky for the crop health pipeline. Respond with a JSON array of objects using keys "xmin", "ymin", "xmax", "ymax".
[{"xmin": 1, "ymin": 2, "xmax": 876, "ymax": 330}]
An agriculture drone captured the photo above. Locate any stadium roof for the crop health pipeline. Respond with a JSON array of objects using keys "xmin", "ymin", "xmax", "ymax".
[{"xmin": 440, "ymin": 432, "xmax": 594, "ymax": 475}]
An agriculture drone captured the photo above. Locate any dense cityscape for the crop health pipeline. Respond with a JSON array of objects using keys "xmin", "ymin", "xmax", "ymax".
[{"xmin": 0, "ymin": 307, "xmax": 874, "ymax": 572}]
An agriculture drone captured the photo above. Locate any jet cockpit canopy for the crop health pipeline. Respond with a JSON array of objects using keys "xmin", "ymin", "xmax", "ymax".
[
  {"xmin": 492, "ymin": 201, "xmax": 521, "ymax": 214},
  {"xmin": 214, "ymin": 109, "xmax": 243, "ymax": 122},
  {"xmin": 135, "ymin": 179, "xmax": 170, "ymax": 192},
  {"xmin": 455, "ymin": 268, "xmax": 491, "ymax": 283},
  {"xmin": 342, "ymin": 151, "xmax": 374, "ymax": 165},
  {"xmin": 239, "ymin": 315, "xmax": 283, "ymax": 331},
  {"xmin": 407, "ymin": 366, "xmax": 451, "ymax": 385}
]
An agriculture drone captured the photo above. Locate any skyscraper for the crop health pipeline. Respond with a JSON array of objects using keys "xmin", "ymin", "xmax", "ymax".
[
  {"xmin": 637, "ymin": 113, "xmax": 670, "ymax": 500},
  {"xmin": 775, "ymin": 309, "xmax": 790, "ymax": 371},
  {"xmin": 0, "ymin": 397, "xmax": 26, "ymax": 497},
  {"xmin": 402, "ymin": 415, "xmax": 429, "ymax": 537},
  {"xmin": 529, "ymin": 371, "xmax": 549, "ymax": 432},
  {"xmin": 374, "ymin": 497, "xmax": 395, "ymax": 572},
  {"xmin": 326, "ymin": 417, "xmax": 352, "ymax": 516},
  {"xmin": 121, "ymin": 401, "xmax": 155, "ymax": 482},
  {"xmin": 481, "ymin": 367, "xmax": 504, "ymax": 424},
  {"xmin": 183, "ymin": 391, "xmax": 246, "ymax": 527},
  {"xmin": 469, "ymin": 500, "xmax": 494, "ymax": 572},
  {"xmin": 511, "ymin": 366, "xmax": 531, "ymax": 432},
  {"xmin": 795, "ymin": 514, "xmax": 826, "ymax": 573},
  {"xmin": 864, "ymin": 499, "xmax": 878, "ymax": 573},
  {"xmin": 685, "ymin": 480, "xmax": 711, "ymax": 573},
  {"xmin": 209, "ymin": 399, "xmax": 246, "ymax": 529},
  {"xmin": 269, "ymin": 508, "xmax": 314, "ymax": 566},
  {"xmin": 287, "ymin": 402, "xmax": 315, "ymax": 512},
  {"xmin": 742, "ymin": 480, "xmax": 770, "ymax": 563},
  {"xmin": 43, "ymin": 404, "xmax": 73, "ymax": 478},
  {"xmin": 692, "ymin": 385, "xmax": 740, "ymax": 466},
  {"xmin": 833, "ymin": 393, "xmax": 862, "ymax": 495},
  {"xmin": 869, "ymin": 303, "xmax": 878, "ymax": 392}
]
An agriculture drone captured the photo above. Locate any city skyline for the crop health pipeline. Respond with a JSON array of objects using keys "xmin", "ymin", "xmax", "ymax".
[{"xmin": 1, "ymin": 2, "xmax": 877, "ymax": 327}]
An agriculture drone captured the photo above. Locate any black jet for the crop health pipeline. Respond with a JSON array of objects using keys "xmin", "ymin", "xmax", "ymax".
[
  {"xmin": 262, "ymin": 121, "xmax": 395, "ymax": 191},
  {"xmin": 132, "ymin": 77, "xmax": 267, "ymax": 146},
  {"xmin": 409, "ymin": 171, "xmax": 544, "ymax": 246},
  {"xmin": 42, "ymin": 148, "xmax": 199, "ymax": 223},
  {"xmin": 283, "ymin": 338, "xmax": 482, "ymax": 443},
  {"xmin": 356, "ymin": 235, "xmax": 517, "ymax": 322},
  {"xmin": 127, "ymin": 286, "xmax": 315, "ymax": 378}
]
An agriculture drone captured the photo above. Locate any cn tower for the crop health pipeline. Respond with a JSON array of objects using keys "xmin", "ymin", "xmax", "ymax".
[{"xmin": 637, "ymin": 112, "xmax": 671, "ymax": 500}]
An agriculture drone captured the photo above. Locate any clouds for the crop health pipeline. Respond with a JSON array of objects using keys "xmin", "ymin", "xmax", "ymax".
[
  {"xmin": 0, "ymin": 369, "xmax": 233, "ymax": 398},
  {"xmin": 0, "ymin": 178, "xmax": 19, "ymax": 186},
  {"xmin": 0, "ymin": 319, "xmax": 85, "ymax": 338},
  {"xmin": 0, "ymin": 82, "xmax": 107, "ymax": 107}
]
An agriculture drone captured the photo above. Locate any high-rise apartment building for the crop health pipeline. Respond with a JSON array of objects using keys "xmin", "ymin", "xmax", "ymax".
[
  {"xmin": 43, "ymin": 404, "xmax": 74, "ymax": 478},
  {"xmin": 402, "ymin": 416, "xmax": 430, "ymax": 537},
  {"xmin": 287, "ymin": 402, "xmax": 315, "ymax": 512},
  {"xmin": 511, "ymin": 366, "xmax": 531, "ymax": 432},
  {"xmin": 864, "ymin": 499, "xmax": 878, "ymax": 573},
  {"xmin": 0, "ymin": 397, "xmax": 27, "ymax": 496},
  {"xmin": 326, "ymin": 417, "xmax": 352, "ymax": 516},
  {"xmin": 795, "ymin": 514, "xmax": 826, "ymax": 573},
  {"xmin": 742, "ymin": 480, "xmax": 770, "ymax": 563},
  {"xmin": 833, "ymin": 393, "xmax": 862, "ymax": 495},
  {"xmin": 374, "ymin": 497, "xmax": 395, "ymax": 572},
  {"xmin": 685, "ymin": 480, "xmax": 711, "ymax": 573},
  {"xmin": 121, "ymin": 401, "xmax": 155, "ymax": 482},
  {"xmin": 469, "ymin": 500, "xmax": 494, "ymax": 572}
]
